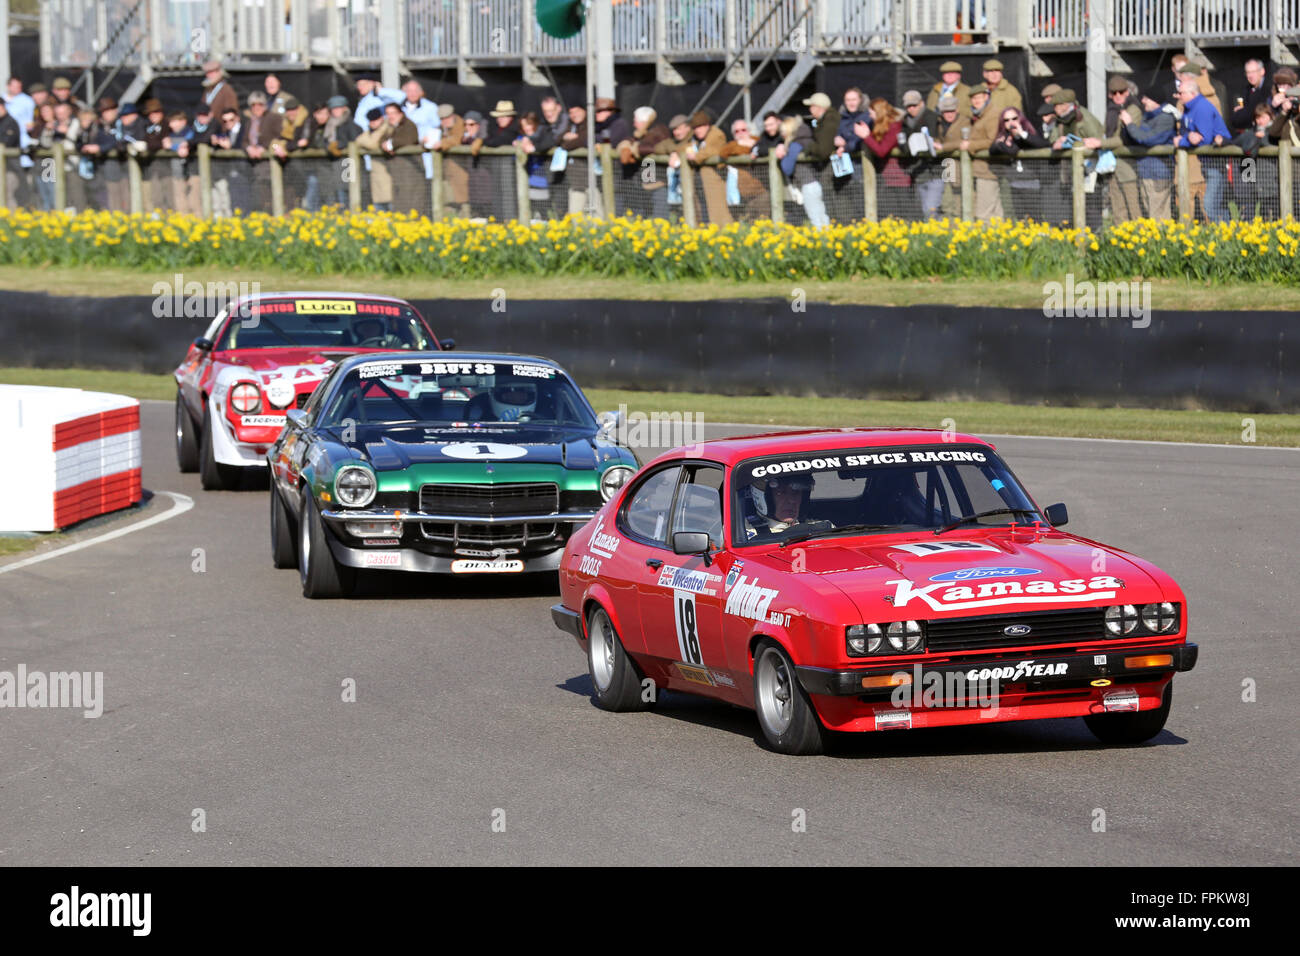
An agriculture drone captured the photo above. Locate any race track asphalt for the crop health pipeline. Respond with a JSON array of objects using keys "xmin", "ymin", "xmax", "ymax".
[{"xmin": 0, "ymin": 402, "xmax": 1294, "ymax": 866}]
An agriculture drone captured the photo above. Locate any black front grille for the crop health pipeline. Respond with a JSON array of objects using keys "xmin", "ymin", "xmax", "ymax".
[
  {"xmin": 419, "ymin": 482, "xmax": 559, "ymax": 517},
  {"xmin": 925, "ymin": 607, "xmax": 1106, "ymax": 653}
]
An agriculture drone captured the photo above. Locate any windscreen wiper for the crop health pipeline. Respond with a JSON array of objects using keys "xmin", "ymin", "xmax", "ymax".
[
  {"xmin": 934, "ymin": 508, "xmax": 1037, "ymax": 535},
  {"xmin": 780, "ymin": 524, "xmax": 899, "ymax": 547}
]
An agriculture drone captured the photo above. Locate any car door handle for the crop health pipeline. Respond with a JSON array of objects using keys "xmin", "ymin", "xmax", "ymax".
[{"xmin": 646, "ymin": 558, "xmax": 663, "ymax": 570}]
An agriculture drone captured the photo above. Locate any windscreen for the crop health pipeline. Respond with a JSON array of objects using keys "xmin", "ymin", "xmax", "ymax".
[
  {"xmin": 219, "ymin": 299, "xmax": 433, "ymax": 350},
  {"xmin": 731, "ymin": 445, "xmax": 1041, "ymax": 546},
  {"xmin": 320, "ymin": 358, "xmax": 596, "ymax": 429}
]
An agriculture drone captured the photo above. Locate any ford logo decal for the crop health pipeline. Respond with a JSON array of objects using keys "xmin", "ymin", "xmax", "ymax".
[
  {"xmin": 929, "ymin": 567, "xmax": 1041, "ymax": 583},
  {"xmin": 1003, "ymin": 624, "xmax": 1033, "ymax": 637}
]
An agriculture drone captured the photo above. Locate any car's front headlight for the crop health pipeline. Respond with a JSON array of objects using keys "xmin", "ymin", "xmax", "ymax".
[
  {"xmin": 335, "ymin": 465, "xmax": 377, "ymax": 508},
  {"xmin": 599, "ymin": 465, "xmax": 635, "ymax": 502},
  {"xmin": 848, "ymin": 621, "xmax": 922, "ymax": 657},
  {"xmin": 1106, "ymin": 602, "xmax": 1179, "ymax": 636}
]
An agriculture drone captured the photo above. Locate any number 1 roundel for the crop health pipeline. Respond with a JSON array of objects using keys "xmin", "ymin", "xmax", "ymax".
[{"xmin": 439, "ymin": 442, "xmax": 529, "ymax": 460}]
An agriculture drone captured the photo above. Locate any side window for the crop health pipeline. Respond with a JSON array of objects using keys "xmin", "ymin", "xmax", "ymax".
[
  {"xmin": 620, "ymin": 466, "xmax": 683, "ymax": 545},
  {"xmin": 670, "ymin": 465, "xmax": 725, "ymax": 549}
]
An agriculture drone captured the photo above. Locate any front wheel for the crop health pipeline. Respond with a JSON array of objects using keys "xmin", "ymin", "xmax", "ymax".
[
  {"xmin": 586, "ymin": 605, "xmax": 652, "ymax": 712},
  {"xmin": 1084, "ymin": 684, "xmax": 1172, "ymax": 745},
  {"xmin": 270, "ymin": 483, "xmax": 297, "ymax": 569},
  {"xmin": 175, "ymin": 392, "xmax": 199, "ymax": 473},
  {"xmin": 199, "ymin": 413, "xmax": 238, "ymax": 491},
  {"xmin": 298, "ymin": 491, "xmax": 355, "ymax": 598},
  {"xmin": 753, "ymin": 640, "xmax": 825, "ymax": 755}
]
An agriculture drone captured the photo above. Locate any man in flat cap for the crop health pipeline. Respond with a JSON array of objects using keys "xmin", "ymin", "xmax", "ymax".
[
  {"xmin": 1103, "ymin": 75, "xmax": 1144, "ymax": 223},
  {"xmin": 773, "ymin": 92, "xmax": 838, "ymax": 227},
  {"xmin": 681, "ymin": 109, "xmax": 731, "ymax": 225},
  {"xmin": 962, "ymin": 82, "xmax": 1003, "ymax": 220},
  {"xmin": 200, "ymin": 59, "xmax": 238, "ymax": 123},
  {"xmin": 983, "ymin": 59, "xmax": 1023, "ymax": 117},
  {"xmin": 927, "ymin": 61, "xmax": 971, "ymax": 117},
  {"xmin": 1050, "ymin": 88, "xmax": 1104, "ymax": 227}
]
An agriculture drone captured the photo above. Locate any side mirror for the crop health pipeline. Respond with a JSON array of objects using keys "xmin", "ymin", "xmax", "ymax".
[
  {"xmin": 285, "ymin": 409, "xmax": 307, "ymax": 429},
  {"xmin": 440, "ymin": 338, "xmax": 456, "ymax": 351},
  {"xmin": 672, "ymin": 531, "xmax": 713, "ymax": 565},
  {"xmin": 1044, "ymin": 503, "xmax": 1068, "ymax": 527},
  {"xmin": 193, "ymin": 337, "xmax": 214, "ymax": 351}
]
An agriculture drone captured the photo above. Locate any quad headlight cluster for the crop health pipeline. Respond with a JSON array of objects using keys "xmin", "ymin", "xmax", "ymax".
[
  {"xmin": 334, "ymin": 465, "xmax": 377, "ymax": 508},
  {"xmin": 1104, "ymin": 602, "xmax": 1180, "ymax": 637},
  {"xmin": 847, "ymin": 621, "xmax": 924, "ymax": 657}
]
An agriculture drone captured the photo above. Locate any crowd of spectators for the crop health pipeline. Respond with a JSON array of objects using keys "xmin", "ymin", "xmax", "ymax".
[{"xmin": 2, "ymin": 54, "xmax": 1299, "ymax": 225}]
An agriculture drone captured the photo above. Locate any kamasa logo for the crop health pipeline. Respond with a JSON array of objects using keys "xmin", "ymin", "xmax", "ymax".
[
  {"xmin": 587, "ymin": 517, "xmax": 621, "ymax": 559},
  {"xmin": 887, "ymin": 575, "xmax": 1123, "ymax": 613},
  {"xmin": 725, "ymin": 576, "xmax": 780, "ymax": 622}
]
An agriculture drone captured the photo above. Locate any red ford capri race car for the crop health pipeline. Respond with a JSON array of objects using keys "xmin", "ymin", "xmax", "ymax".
[
  {"xmin": 551, "ymin": 428, "xmax": 1197, "ymax": 755},
  {"xmin": 174, "ymin": 292, "xmax": 451, "ymax": 490}
]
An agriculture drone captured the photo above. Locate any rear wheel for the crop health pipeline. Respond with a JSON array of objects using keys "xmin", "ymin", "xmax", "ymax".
[
  {"xmin": 299, "ymin": 490, "xmax": 355, "ymax": 599},
  {"xmin": 753, "ymin": 640, "xmax": 825, "ymax": 755},
  {"xmin": 270, "ymin": 483, "xmax": 297, "ymax": 569},
  {"xmin": 1084, "ymin": 684, "xmax": 1172, "ymax": 745},
  {"xmin": 586, "ymin": 606, "xmax": 651, "ymax": 712},
  {"xmin": 175, "ymin": 392, "xmax": 199, "ymax": 473}
]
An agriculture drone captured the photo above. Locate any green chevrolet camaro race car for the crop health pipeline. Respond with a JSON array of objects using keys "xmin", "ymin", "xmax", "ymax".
[{"xmin": 266, "ymin": 352, "xmax": 638, "ymax": 598}]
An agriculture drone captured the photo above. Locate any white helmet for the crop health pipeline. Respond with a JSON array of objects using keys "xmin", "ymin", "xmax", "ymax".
[{"xmin": 489, "ymin": 381, "xmax": 537, "ymax": 422}]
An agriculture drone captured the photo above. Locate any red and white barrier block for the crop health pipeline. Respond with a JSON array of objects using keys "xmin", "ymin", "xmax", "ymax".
[{"xmin": 0, "ymin": 385, "xmax": 143, "ymax": 532}]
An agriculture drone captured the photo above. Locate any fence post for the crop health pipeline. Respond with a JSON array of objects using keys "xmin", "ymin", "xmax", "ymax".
[
  {"xmin": 1071, "ymin": 148, "xmax": 1086, "ymax": 228},
  {"xmin": 600, "ymin": 144, "xmax": 615, "ymax": 219},
  {"xmin": 861, "ymin": 150, "xmax": 877, "ymax": 223},
  {"xmin": 347, "ymin": 141, "xmax": 362, "ymax": 211},
  {"xmin": 769, "ymin": 150, "xmax": 783, "ymax": 223},
  {"xmin": 959, "ymin": 150, "xmax": 973, "ymax": 221},
  {"xmin": 0, "ymin": 148, "xmax": 8, "ymax": 207},
  {"xmin": 1278, "ymin": 145, "xmax": 1294, "ymax": 222},
  {"xmin": 682, "ymin": 161, "xmax": 697, "ymax": 227},
  {"xmin": 1176, "ymin": 149, "xmax": 1191, "ymax": 222},
  {"xmin": 431, "ymin": 150, "xmax": 443, "ymax": 221},
  {"xmin": 53, "ymin": 143, "xmax": 67, "ymax": 210},
  {"xmin": 270, "ymin": 158, "xmax": 285, "ymax": 216},
  {"xmin": 128, "ymin": 153, "xmax": 143, "ymax": 214},
  {"xmin": 515, "ymin": 148, "xmax": 531, "ymax": 223},
  {"xmin": 198, "ymin": 144, "xmax": 213, "ymax": 218}
]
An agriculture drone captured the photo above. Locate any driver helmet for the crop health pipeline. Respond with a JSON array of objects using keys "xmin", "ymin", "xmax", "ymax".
[
  {"xmin": 353, "ymin": 317, "xmax": 384, "ymax": 343},
  {"xmin": 753, "ymin": 473, "xmax": 814, "ymax": 521},
  {"xmin": 489, "ymin": 381, "xmax": 537, "ymax": 421}
]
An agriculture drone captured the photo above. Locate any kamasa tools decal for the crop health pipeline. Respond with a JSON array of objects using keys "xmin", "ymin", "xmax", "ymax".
[{"xmin": 887, "ymin": 575, "xmax": 1124, "ymax": 613}]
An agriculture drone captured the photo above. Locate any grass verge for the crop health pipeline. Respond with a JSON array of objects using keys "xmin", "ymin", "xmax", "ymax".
[
  {"xmin": 2, "ymin": 263, "xmax": 1299, "ymax": 310},
  {"xmin": 3, "ymin": 368, "xmax": 1293, "ymax": 448}
]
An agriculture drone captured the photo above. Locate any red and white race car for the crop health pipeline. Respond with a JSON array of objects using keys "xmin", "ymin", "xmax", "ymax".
[
  {"xmin": 551, "ymin": 428, "xmax": 1197, "ymax": 755},
  {"xmin": 173, "ymin": 292, "xmax": 450, "ymax": 489}
]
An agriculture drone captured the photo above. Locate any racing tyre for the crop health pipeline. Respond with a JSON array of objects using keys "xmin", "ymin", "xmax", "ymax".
[
  {"xmin": 199, "ymin": 413, "xmax": 238, "ymax": 491},
  {"xmin": 1084, "ymin": 684, "xmax": 1172, "ymax": 746},
  {"xmin": 299, "ymin": 490, "xmax": 355, "ymax": 599},
  {"xmin": 753, "ymin": 640, "xmax": 825, "ymax": 756},
  {"xmin": 175, "ymin": 392, "xmax": 199, "ymax": 473},
  {"xmin": 269, "ymin": 484, "xmax": 297, "ymax": 569},
  {"xmin": 586, "ymin": 605, "xmax": 652, "ymax": 712}
]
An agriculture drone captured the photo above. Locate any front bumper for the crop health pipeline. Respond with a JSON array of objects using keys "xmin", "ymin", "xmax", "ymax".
[
  {"xmin": 799, "ymin": 642, "xmax": 1197, "ymax": 733},
  {"xmin": 796, "ymin": 642, "xmax": 1198, "ymax": 697},
  {"xmin": 325, "ymin": 534, "xmax": 568, "ymax": 573}
]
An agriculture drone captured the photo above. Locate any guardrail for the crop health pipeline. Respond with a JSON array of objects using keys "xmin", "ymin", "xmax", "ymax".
[
  {"xmin": 2, "ymin": 142, "xmax": 1296, "ymax": 228},
  {"xmin": 40, "ymin": 0, "xmax": 1300, "ymax": 70}
]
